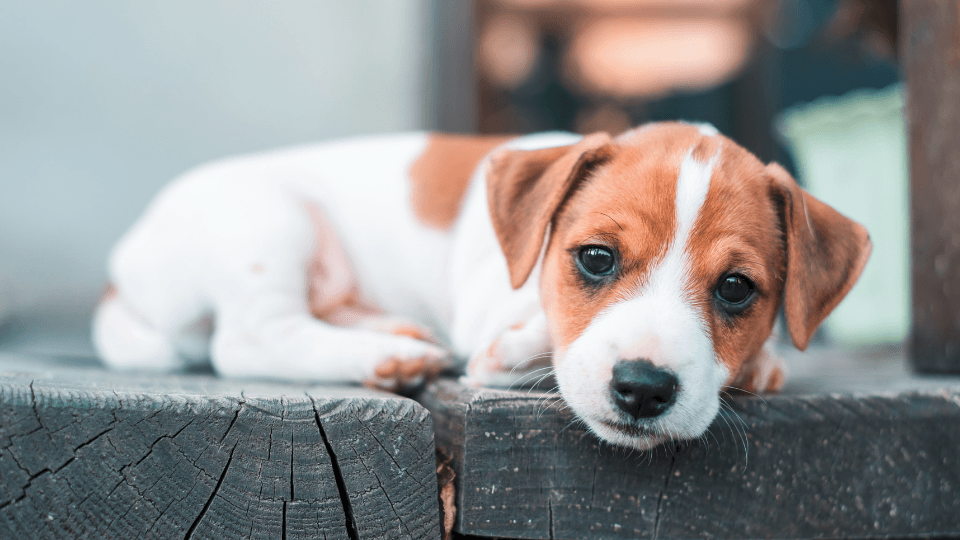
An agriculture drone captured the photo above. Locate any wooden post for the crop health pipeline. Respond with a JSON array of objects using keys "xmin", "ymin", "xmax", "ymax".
[
  {"xmin": 0, "ymin": 358, "xmax": 440, "ymax": 539},
  {"xmin": 903, "ymin": 0, "xmax": 960, "ymax": 373}
]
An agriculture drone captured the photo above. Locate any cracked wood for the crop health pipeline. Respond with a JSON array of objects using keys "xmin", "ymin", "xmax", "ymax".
[{"xmin": 0, "ymin": 359, "xmax": 440, "ymax": 540}]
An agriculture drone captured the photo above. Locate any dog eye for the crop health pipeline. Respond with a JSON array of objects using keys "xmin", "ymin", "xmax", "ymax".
[
  {"xmin": 577, "ymin": 246, "xmax": 615, "ymax": 277},
  {"xmin": 715, "ymin": 274, "xmax": 754, "ymax": 305}
]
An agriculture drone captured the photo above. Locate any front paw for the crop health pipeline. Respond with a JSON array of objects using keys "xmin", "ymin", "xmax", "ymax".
[
  {"xmin": 461, "ymin": 322, "xmax": 552, "ymax": 388},
  {"xmin": 364, "ymin": 339, "xmax": 452, "ymax": 392},
  {"xmin": 461, "ymin": 338, "xmax": 509, "ymax": 387},
  {"xmin": 732, "ymin": 349, "xmax": 785, "ymax": 394}
]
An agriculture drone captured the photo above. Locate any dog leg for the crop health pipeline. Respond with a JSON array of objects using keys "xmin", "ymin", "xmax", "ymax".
[
  {"xmin": 211, "ymin": 307, "xmax": 450, "ymax": 389},
  {"xmin": 207, "ymin": 238, "xmax": 452, "ymax": 387},
  {"xmin": 316, "ymin": 305, "xmax": 450, "ymax": 390},
  {"xmin": 323, "ymin": 305, "xmax": 440, "ymax": 343},
  {"xmin": 199, "ymin": 185, "xmax": 452, "ymax": 388},
  {"xmin": 209, "ymin": 275, "xmax": 451, "ymax": 389},
  {"xmin": 300, "ymin": 201, "xmax": 451, "ymax": 389},
  {"xmin": 93, "ymin": 291, "xmax": 186, "ymax": 371},
  {"xmin": 98, "ymin": 171, "xmax": 450, "ymax": 388}
]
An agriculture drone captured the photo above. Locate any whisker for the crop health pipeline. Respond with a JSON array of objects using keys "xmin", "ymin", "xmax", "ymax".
[
  {"xmin": 534, "ymin": 390, "xmax": 562, "ymax": 419},
  {"xmin": 725, "ymin": 407, "xmax": 747, "ymax": 461},
  {"xmin": 507, "ymin": 366, "xmax": 556, "ymax": 390},
  {"xmin": 535, "ymin": 389, "xmax": 560, "ymax": 407},
  {"xmin": 508, "ymin": 364, "xmax": 552, "ymax": 380},
  {"xmin": 716, "ymin": 400, "xmax": 740, "ymax": 461},
  {"xmin": 594, "ymin": 212, "xmax": 624, "ymax": 232},
  {"xmin": 726, "ymin": 410, "xmax": 751, "ymax": 472},
  {"xmin": 705, "ymin": 425, "xmax": 721, "ymax": 448},
  {"xmin": 720, "ymin": 397, "xmax": 750, "ymax": 471},
  {"xmin": 524, "ymin": 370, "xmax": 557, "ymax": 394},
  {"xmin": 531, "ymin": 386, "xmax": 556, "ymax": 405},
  {"xmin": 519, "ymin": 352, "xmax": 554, "ymax": 364},
  {"xmin": 510, "ymin": 363, "xmax": 552, "ymax": 377},
  {"xmin": 722, "ymin": 385, "xmax": 767, "ymax": 404}
]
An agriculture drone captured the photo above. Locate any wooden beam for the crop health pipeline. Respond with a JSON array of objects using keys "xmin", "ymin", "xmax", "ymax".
[
  {"xmin": 0, "ymin": 357, "xmax": 440, "ymax": 539},
  {"xmin": 903, "ymin": 0, "xmax": 960, "ymax": 373},
  {"xmin": 420, "ymin": 350, "xmax": 960, "ymax": 539}
]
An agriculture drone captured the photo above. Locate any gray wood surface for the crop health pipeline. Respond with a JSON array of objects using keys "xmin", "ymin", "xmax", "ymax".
[
  {"xmin": 420, "ymin": 347, "xmax": 960, "ymax": 540},
  {"xmin": 0, "ymin": 354, "xmax": 440, "ymax": 539}
]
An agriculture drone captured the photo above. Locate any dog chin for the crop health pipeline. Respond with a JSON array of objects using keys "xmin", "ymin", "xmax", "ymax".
[{"xmin": 582, "ymin": 417, "xmax": 669, "ymax": 451}]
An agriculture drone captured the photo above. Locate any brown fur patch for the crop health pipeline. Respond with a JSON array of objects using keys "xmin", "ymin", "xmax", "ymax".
[
  {"xmin": 540, "ymin": 124, "xmax": 710, "ymax": 353},
  {"xmin": 488, "ymin": 133, "xmax": 615, "ymax": 289},
  {"xmin": 684, "ymin": 140, "xmax": 785, "ymax": 376},
  {"xmin": 527, "ymin": 122, "xmax": 867, "ymax": 386},
  {"xmin": 767, "ymin": 163, "xmax": 872, "ymax": 350},
  {"xmin": 305, "ymin": 203, "xmax": 382, "ymax": 322},
  {"xmin": 373, "ymin": 358, "xmax": 399, "ymax": 378},
  {"xmin": 391, "ymin": 324, "xmax": 432, "ymax": 342},
  {"xmin": 368, "ymin": 354, "xmax": 446, "ymax": 391},
  {"xmin": 766, "ymin": 365, "xmax": 784, "ymax": 392},
  {"xmin": 101, "ymin": 283, "xmax": 118, "ymax": 302},
  {"xmin": 409, "ymin": 134, "xmax": 514, "ymax": 229}
]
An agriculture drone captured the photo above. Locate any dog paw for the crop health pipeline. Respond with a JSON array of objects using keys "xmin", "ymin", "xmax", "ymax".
[
  {"xmin": 461, "ymin": 338, "xmax": 508, "ymax": 386},
  {"xmin": 364, "ymin": 339, "xmax": 452, "ymax": 392},
  {"xmin": 731, "ymin": 349, "xmax": 785, "ymax": 394},
  {"xmin": 461, "ymin": 319, "xmax": 552, "ymax": 388},
  {"xmin": 388, "ymin": 322, "xmax": 440, "ymax": 344}
]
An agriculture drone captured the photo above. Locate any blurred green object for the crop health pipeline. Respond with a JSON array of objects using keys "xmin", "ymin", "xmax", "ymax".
[{"xmin": 778, "ymin": 84, "xmax": 908, "ymax": 345}]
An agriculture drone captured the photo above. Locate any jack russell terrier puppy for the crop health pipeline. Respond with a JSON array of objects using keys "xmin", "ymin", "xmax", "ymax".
[{"xmin": 94, "ymin": 122, "xmax": 870, "ymax": 450}]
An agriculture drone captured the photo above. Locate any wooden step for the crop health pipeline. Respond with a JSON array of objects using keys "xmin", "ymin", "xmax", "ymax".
[
  {"xmin": 419, "ymin": 347, "xmax": 960, "ymax": 540},
  {"xmin": 0, "ymin": 354, "xmax": 440, "ymax": 540}
]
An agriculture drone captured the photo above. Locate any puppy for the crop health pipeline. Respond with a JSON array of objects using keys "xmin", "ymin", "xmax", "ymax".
[{"xmin": 94, "ymin": 122, "xmax": 870, "ymax": 450}]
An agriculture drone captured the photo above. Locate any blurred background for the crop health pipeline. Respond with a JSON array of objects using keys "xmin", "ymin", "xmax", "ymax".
[{"xmin": 0, "ymin": 0, "xmax": 902, "ymax": 361}]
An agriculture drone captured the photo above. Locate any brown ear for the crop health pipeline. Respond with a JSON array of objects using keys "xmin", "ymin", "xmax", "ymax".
[
  {"xmin": 487, "ymin": 133, "xmax": 613, "ymax": 289},
  {"xmin": 768, "ymin": 163, "xmax": 872, "ymax": 350}
]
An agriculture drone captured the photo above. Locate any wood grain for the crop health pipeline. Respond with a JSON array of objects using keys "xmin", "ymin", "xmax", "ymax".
[
  {"xmin": 421, "ymin": 372, "xmax": 960, "ymax": 540},
  {"xmin": 0, "ymin": 358, "xmax": 440, "ymax": 539}
]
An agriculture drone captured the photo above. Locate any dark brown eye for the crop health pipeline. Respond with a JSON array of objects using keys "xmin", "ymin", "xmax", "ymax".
[
  {"xmin": 715, "ymin": 274, "xmax": 754, "ymax": 305},
  {"xmin": 577, "ymin": 246, "xmax": 615, "ymax": 277}
]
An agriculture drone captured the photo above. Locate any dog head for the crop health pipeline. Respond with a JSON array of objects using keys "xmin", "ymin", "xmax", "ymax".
[{"xmin": 487, "ymin": 122, "xmax": 871, "ymax": 450}]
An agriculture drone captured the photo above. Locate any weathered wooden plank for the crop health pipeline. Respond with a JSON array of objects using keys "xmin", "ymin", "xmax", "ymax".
[
  {"xmin": 903, "ymin": 0, "xmax": 960, "ymax": 373},
  {"xmin": 0, "ymin": 356, "xmax": 440, "ymax": 539},
  {"xmin": 420, "ymin": 348, "xmax": 960, "ymax": 540}
]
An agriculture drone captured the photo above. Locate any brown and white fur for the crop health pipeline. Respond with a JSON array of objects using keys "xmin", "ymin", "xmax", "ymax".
[{"xmin": 93, "ymin": 122, "xmax": 870, "ymax": 451}]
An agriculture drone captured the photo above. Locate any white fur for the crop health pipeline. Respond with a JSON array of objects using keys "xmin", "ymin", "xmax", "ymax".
[
  {"xmin": 95, "ymin": 133, "xmax": 453, "ymax": 382},
  {"xmin": 94, "ymin": 131, "xmax": 579, "ymax": 385},
  {"xmin": 555, "ymin": 146, "xmax": 727, "ymax": 450},
  {"xmin": 693, "ymin": 122, "xmax": 720, "ymax": 136},
  {"xmin": 448, "ymin": 132, "xmax": 581, "ymax": 359},
  {"xmin": 94, "ymin": 125, "xmax": 741, "ymax": 450}
]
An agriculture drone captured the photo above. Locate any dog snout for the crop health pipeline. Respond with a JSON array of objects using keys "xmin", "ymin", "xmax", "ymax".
[{"xmin": 610, "ymin": 359, "xmax": 678, "ymax": 419}]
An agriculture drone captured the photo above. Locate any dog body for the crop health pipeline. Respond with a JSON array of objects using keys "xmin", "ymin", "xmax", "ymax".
[{"xmin": 95, "ymin": 123, "xmax": 870, "ymax": 450}]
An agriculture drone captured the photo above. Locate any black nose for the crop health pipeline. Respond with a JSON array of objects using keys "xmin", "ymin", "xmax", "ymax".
[{"xmin": 610, "ymin": 360, "xmax": 678, "ymax": 419}]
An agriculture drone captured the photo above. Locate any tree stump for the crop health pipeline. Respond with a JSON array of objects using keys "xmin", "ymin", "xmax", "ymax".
[{"xmin": 0, "ymin": 355, "xmax": 440, "ymax": 539}]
